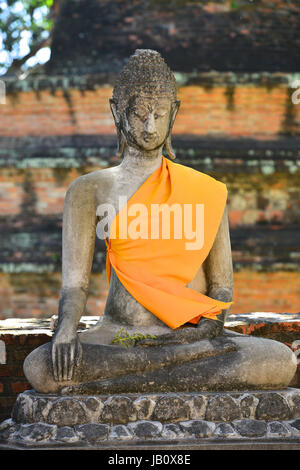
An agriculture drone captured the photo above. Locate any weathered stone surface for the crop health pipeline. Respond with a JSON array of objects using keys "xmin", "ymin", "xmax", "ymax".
[
  {"xmin": 287, "ymin": 419, "xmax": 300, "ymax": 433},
  {"xmin": 55, "ymin": 426, "xmax": 78, "ymax": 443},
  {"xmin": 215, "ymin": 423, "xmax": 237, "ymax": 438},
  {"xmin": 4, "ymin": 416, "xmax": 300, "ymax": 446},
  {"xmin": 0, "ymin": 419, "xmax": 17, "ymax": 441},
  {"xmin": 18, "ymin": 423, "xmax": 56, "ymax": 442},
  {"xmin": 76, "ymin": 423, "xmax": 109, "ymax": 442},
  {"xmin": 256, "ymin": 393, "xmax": 291, "ymax": 421},
  {"xmin": 7, "ymin": 389, "xmax": 300, "ymax": 442},
  {"xmin": 0, "ymin": 419, "xmax": 12, "ymax": 432},
  {"xmin": 267, "ymin": 421, "xmax": 291, "ymax": 437},
  {"xmin": 239, "ymin": 394, "xmax": 259, "ymax": 419},
  {"xmin": 11, "ymin": 393, "xmax": 33, "ymax": 424},
  {"xmin": 206, "ymin": 396, "xmax": 241, "ymax": 422},
  {"xmin": 233, "ymin": 419, "xmax": 267, "ymax": 437},
  {"xmin": 161, "ymin": 423, "xmax": 186, "ymax": 440},
  {"xmin": 32, "ymin": 397, "xmax": 54, "ymax": 423},
  {"xmin": 179, "ymin": 420, "xmax": 215, "ymax": 438},
  {"xmin": 101, "ymin": 396, "xmax": 136, "ymax": 425},
  {"xmin": 187, "ymin": 395, "xmax": 207, "ymax": 420},
  {"xmin": 128, "ymin": 421, "xmax": 163, "ymax": 439},
  {"xmin": 153, "ymin": 395, "xmax": 190, "ymax": 423},
  {"xmin": 47, "ymin": 398, "xmax": 87, "ymax": 426},
  {"xmin": 83, "ymin": 397, "xmax": 102, "ymax": 413},
  {"xmin": 287, "ymin": 393, "xmax": 300, "ymax": 419},
  {"xmin": 5, "ymin": 389, "xmax": 300, "ymax": 447},
  {"xmin": 134, "ymin": 397, "xmax": 155, "ymax": 421},
  {"xmin": 109, "ymin": 425, "xmax": 133, "ymax": 441}
]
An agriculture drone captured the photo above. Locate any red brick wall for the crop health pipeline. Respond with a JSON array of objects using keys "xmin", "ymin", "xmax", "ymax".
[
  {"xmin": 0, "ymin": 271, "xmax": 299, "ymax": 320},
  {"xmin": 1, "ymin": 167, "xmax": 300, "ymax": 225},
  {"xmin": 0, "ymin": 332, "xmax": 50, "ymax": 422},
  {"xmin": 0, "ymin": 273, "xmax": 108, "ymax": 319},
  {"xmin": 3, "ymin": 86, "xmax": 300, "ymax": 138}
]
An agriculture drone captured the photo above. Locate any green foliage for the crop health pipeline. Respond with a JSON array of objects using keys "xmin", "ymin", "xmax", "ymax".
[
  {"xmin": 111, "ymin": 328, "xmax": 158, "ymax": 348},
  {"xmin": 0, "ymin": 0, "xmax": 54, "ymax": 75}
]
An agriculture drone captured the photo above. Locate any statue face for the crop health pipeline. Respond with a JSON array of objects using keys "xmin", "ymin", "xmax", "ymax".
[{"xmin": 122, "ymin": 94, "xmax": 174, "ymax": 151}]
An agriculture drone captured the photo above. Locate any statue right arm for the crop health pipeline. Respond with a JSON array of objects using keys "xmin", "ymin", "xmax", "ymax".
[
  {"xmin": 195, "ymin": 204, "xmax": 233, "ymax": 336},
  {"xmin": 52, "ymin": 175, "xmax": 97, "ymax": 382}
]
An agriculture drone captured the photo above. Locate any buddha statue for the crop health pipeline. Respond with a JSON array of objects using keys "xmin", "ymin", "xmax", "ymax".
[{"xmin": 23, "ymin": 50, "xmax": 296, "ymax": 395}]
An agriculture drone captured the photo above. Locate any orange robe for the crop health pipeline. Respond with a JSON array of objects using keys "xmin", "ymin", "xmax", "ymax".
[{"xmin": 105, "ymin": 155, "xmax": 233, "ymax": 329}]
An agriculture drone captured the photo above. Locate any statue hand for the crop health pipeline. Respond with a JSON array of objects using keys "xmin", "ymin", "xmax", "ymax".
[
  {"xmin": 196, "ymin": 317, "xmax": 223, "ymax": 338},
  {"xmin": 51, "ymin": 329, "xmax": 82, "ymax": 382},
  {"xmin": 136, "ymin": 315, "xmax": 225, "ymax": 347},
  {"xmin": 136, "ymin": 323, "xmax": 223, "ymax": 348}
]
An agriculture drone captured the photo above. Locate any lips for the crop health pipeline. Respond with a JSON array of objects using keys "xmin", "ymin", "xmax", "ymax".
[{"xmin": 143, "ymin": 134, "xmax": 158, "ymax": 143}]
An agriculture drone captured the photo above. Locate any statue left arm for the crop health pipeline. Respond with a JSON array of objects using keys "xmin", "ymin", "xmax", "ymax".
[{"xmin": 198, "ymin": 204, "xmax": 234, "ymax": 335}]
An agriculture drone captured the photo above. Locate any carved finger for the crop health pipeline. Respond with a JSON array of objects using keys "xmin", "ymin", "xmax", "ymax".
[
  {"xmin": 68, "ymin": 342, "xmax": 75, "ymax": 381},
  {"xmin": 52, "ymin": 345, "xmax": 58, "ymax": 382},
  {"xmin": 159, "ymin": 328, "xmax": 199, "ymax": 344},
  {"xmin": 197, "ymin": 319, "xmax": 222, "ymax": 339},
  {"xmin": 137, "ymin": 333, "xmax": 176, "ymax": 347},
  {"xmin": 63, "ymin": 344, "xmax": 69, "ymax": 381},
  {"xmin": 57, "ymin": 346, "xmax": 63, "ymax": 382},
  {"xmin": 75, "ymin": 340, "xmax": 83, "ymax": 367}
]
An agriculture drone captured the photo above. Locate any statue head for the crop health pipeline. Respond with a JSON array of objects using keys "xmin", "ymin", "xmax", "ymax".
[{"xmin": 110, "ymin": 49, "xmax": 180, "ymax": 159}]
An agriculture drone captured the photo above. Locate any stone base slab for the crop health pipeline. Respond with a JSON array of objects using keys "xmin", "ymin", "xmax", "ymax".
[
  {"xmin": 2, "ymin": 417, "xmax": 300, "ymax": 448},
  {"xmin": 2, "ymin": 388, "xmax": 300, "ymax": 447}
]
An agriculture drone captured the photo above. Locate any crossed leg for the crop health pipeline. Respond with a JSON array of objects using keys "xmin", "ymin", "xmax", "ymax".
[{"xmin": 23, "ymin": 331, "xmax": 296, "ymax": 394}]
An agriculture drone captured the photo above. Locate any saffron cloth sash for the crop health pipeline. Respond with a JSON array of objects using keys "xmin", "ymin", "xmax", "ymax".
[{"xmin": 105, "ymin": 156, "xmax": 233, "ymax": 329}]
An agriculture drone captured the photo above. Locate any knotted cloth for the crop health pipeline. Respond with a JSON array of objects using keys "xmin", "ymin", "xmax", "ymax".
[{"xmin": 105, "ymin": 156, "xmax": 233, "ymax": 329}]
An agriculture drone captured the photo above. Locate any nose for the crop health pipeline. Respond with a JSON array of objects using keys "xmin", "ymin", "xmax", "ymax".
[{"xmin": 144, "ymin": 113, "xmax": 156, "ymax": 134}]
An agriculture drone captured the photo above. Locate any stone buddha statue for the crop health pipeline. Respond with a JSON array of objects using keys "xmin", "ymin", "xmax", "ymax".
[{"xmin": 24, "ymin": 50, "xmax": 296, "ymax": 395}]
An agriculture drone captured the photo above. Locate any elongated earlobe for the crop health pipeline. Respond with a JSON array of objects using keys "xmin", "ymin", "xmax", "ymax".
[
  {"xmin": 115, "ymin": 130, "xmax": 126, "ymax": 159},
  {"xmin": 110, "ymin": 98, "xmax": 126, "ymax": 159},
  {"xmin": 164, "ymin": 134, "xmax": 176, "ymax": 160},
  {"xmin": 164, "ymin": 100, "xmax": 180, "ymax": 160}
]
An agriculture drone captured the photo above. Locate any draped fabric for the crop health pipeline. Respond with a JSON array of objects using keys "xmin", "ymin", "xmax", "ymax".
[{"xmin": 104, "ymin": 156, "xmax": 233, "ymax": 329}]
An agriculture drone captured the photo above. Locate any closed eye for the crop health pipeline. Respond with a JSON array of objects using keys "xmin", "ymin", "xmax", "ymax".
[{"xmin": 155, "ymin": 110, "xmax": 167, "ymax": 118}]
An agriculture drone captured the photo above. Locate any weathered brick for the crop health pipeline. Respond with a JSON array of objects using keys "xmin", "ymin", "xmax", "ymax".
[
  {"xmin": 0, "ymin": 366, "xmax": 24, "ymax": 377},
  {"xmin": 10, "ymin": 381, "xmax": 31, "ymax": 395}
]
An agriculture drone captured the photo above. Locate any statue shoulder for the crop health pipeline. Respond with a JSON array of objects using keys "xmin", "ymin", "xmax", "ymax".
[{"xmin": 65, "ymin": 166, "xmax": 118, "ymax": 202}]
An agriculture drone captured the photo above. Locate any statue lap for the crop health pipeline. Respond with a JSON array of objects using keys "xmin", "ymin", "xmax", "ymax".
[{"xmin": 24, "ymin": 329, "xmax": 297, "ymax": 394}]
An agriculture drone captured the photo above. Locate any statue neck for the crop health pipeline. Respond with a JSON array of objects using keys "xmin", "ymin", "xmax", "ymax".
[{"xmin": 120, "ymin": 145, "xmax": 163, "ymax": 179}]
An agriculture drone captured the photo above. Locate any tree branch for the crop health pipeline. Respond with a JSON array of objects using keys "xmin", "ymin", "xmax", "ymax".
[{"xmin": 5, "ymin": 35, "xmax": 51, "ymax": 76}]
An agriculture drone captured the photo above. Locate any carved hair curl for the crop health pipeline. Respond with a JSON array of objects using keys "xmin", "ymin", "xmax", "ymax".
[{"xmin": 112, "ymin": 49, "xmax": 177, "ymax": 113}]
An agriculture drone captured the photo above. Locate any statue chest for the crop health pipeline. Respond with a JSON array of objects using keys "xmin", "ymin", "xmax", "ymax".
[{"xmin": 95, "ymin": 169, "xmax": 153, "ymax": 236}]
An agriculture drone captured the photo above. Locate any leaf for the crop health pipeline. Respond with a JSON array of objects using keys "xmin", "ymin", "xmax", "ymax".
[{"xmin": 0, "ymin": 0, "xmax": 54, "ymax": 75}]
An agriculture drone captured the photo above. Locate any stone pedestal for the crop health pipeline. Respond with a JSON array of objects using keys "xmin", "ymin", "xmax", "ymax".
[{"xmin": 1, "ymin": 389, "xmax": 300, "ymax": 448}]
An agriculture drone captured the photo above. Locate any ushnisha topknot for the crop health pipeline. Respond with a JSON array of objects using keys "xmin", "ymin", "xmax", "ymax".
[{"xmin": 112, "ymin": 49, "xmax": 177, "ymax": 113}]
